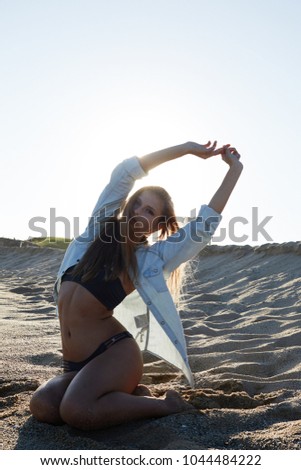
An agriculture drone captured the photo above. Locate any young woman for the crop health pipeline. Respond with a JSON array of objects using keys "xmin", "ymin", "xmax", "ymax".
[{"xmin": 30, "ymin": 141, "xmax": 243, "ymax": 430}]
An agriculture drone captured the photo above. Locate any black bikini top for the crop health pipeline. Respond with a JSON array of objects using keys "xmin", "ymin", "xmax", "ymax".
[{"xmin": 61, "ymin": 266, "xmax": 127, "ymax": 311}]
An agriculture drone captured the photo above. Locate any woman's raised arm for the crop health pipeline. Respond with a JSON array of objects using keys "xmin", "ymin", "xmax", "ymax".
[
  {"xmin": 208, "ymin": 147, "xmax": 243, "ymax": 214},
  {"xmin": 139, "ymin": 141, "xmax": 225, "ymax": 172}
]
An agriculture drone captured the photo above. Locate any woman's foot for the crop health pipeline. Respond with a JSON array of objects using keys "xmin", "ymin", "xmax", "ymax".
[
  {"xmin": 132, "ymin": 384, "xmax": 153, "ymax": 397},
  {"xmin": 164, "ymin": 390, "xmax": 195, "ymax": 414}
]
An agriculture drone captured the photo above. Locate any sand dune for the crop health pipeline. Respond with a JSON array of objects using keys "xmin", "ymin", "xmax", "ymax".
[{"xmin": 1, "ymin": 239, "xmax": 301, "ymax": 450}]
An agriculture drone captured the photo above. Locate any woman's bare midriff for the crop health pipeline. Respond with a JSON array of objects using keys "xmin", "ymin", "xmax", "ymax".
[{"xmin": 58, "ymin": 276, "xmax": 135, "ymax": 362}]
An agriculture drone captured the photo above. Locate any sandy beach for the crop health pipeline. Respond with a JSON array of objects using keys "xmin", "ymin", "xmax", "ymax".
[{"xmin": 1, "ymin": 238, "xmax": 301, "ymax": 450}]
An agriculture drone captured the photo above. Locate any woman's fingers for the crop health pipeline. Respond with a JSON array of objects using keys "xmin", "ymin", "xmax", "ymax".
[
  {"xmin": 204, "ymin": 140, "xmax": 215, "ymax": 148},
  {"xmin": 229, "ymin": 148, "xmax": 241, "ymax": 158},
  {"xmin": 222, "ymin": 146, "xmax": 242, "ymax": 164},
  {"xmin": 195, "ymin": 141, "xmax": 239, "ymax": 158},
  {"xmin": 213, "ymin": 143, "xmax": 230, "ymax": 155}
]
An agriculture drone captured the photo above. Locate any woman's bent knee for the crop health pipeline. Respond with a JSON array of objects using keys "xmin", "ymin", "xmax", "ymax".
[
  {"xmin": 30, "ymin": 388, "xmax": 63, "ymax": 425},
  {"xmin": 30, "ymin": 373, "xmax": 75, "ymax": 425}
]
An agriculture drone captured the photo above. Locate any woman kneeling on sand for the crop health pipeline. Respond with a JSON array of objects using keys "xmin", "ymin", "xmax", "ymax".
[{"xmin": 30, "ymin": 140, "xmax": 243, "ymax": 430}]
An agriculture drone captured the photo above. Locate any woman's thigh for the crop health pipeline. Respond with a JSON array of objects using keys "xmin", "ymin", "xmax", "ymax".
[{"xmin": 61, "ymin": 338, "xmax": 143, "ymax": 405}]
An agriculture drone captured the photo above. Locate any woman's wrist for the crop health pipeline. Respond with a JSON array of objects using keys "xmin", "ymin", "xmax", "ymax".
[
  {"xmin": 184, "ymin": 141, "xmax": 205, "ymax": 155},
  {"xmin": 227, "ymin": 159, "xmax": 243, "ymax": 171},
  {"xmin": 183, "ymin": 141, "xmax": 195, "ymax": 154}
]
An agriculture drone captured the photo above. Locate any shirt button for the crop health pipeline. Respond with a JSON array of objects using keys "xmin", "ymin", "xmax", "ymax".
[
  {"xmin": 174, "ymin": 340, "xmax": 178, "ymax": 344},
  {"xmin": 147, "ymin": 301, "xmax": 152, "ymax": 305},
  {"xmin": 161, "ymin": 321, "xmax": 165, "ymax": 325}
]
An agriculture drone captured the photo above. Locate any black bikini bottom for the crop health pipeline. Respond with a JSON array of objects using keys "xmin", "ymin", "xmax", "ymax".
[{"xmin": 63, "ymin": 331, "xmax": 133, "ymax": 373}]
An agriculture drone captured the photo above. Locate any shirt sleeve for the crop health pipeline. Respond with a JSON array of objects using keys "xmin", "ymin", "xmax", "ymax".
[
  {"xmin": 154, "ymin": 204, "xmax": 222, "ymax": 274},
  {"xmin": 77, "ymin": 157, "xmax": 147, "ymax": 242}
]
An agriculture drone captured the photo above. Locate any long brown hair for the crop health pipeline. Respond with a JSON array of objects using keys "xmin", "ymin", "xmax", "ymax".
[{"xmin": 73, "ymin": 186, "xmax": 183, "ymax": 302}]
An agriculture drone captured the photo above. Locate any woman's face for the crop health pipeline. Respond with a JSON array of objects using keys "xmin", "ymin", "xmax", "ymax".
[{"xmin": 130, "ymin": 190, "xmax": 164, "ymax": 239}]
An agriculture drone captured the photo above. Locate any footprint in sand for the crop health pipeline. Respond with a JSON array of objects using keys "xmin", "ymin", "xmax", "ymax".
[
  {"xmin": 0, "ymin": 378, "xmax": 40, "ymax": 411},
  {"xmin": 10, "ymin": 286, "xmax": 45, "ymax": 295},
  {"xmin": 0, "ymin": 378, "xmax": 40, "ymax": 398},
  {"xmin": 198, "ymin": 293, "xmax": 224, "ymax": 302},
  {"xmin": 182, "ymin": 388, "xmax": 279, "ymax": 410}
]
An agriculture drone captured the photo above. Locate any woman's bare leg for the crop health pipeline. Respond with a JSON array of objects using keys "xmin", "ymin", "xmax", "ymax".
[
  {"xmin": 59, "ymin": 339, "xmax": 191, "ymax": 430},
  {"xmin": 65, "ymin": 389, "xmax": 188, "ymax": 430},
  {"xmin": 29, "ymin": 372, "xmax": 76, "ymax": 424}
]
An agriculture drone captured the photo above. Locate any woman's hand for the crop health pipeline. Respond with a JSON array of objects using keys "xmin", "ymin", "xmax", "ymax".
[
  {"xmin": 221, "ymin": 146, "xmax": 243, "ymax": 168},
  {"xmin": 187, "ymin": 140, "xmax": 226, "ymax": 159}
]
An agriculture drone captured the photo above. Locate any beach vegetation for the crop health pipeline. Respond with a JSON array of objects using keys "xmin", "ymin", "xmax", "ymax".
[{"xmin": 29, "ymin": 237, "xmax": 72, "ymax": 250}]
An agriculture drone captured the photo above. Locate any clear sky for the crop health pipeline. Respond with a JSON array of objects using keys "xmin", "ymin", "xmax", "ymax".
[{"xmin": 1, "ymin": 0, "xmax": 300, "ymax": 245}]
